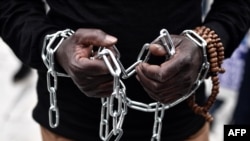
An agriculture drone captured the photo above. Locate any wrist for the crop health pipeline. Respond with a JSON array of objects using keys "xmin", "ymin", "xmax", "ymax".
[
  {"xmin": 186, "ymin": 26, "xmax": 226, "ymax": 122},
  {"xmin": 181, "ymin": 30, "xmax": 210, "ymax": 85},
  {"xmin": 41, "ymin": 29, "xmax": 75, "ymax": 77},
  {"xmin": 194, "ymin": 26, "xmax": 225, "ymax": 75}
]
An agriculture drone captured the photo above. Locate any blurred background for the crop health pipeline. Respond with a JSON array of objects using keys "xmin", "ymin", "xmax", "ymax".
[{"xmin": 0, "ymin": 38, "xmax": 41, "ymax": 141}]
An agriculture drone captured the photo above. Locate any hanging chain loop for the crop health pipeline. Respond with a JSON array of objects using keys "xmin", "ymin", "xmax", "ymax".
[
  {"xmin": 42, "ymin": 29, "xmax": 74, "ymax": 128},
  {"xmin": 151, "ymin": 102, "xmax": 165, "ymax": 141},
  {"xmin": 94, "ymin": 48, "xmax": 127, "ymax": 140}
]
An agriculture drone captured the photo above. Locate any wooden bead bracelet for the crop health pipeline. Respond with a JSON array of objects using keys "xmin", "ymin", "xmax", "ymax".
[{"xmin": 187, "ymin": 26, "xmax": 225, "ymax": 122}]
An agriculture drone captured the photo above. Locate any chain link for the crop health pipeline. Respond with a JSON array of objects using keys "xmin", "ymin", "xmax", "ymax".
[
  {"xmin": 151, "ymin": 102, "xmax": 165, "ymax": 141},
  {"xmin": 99, "ymin": 97, "xmax": 110, "ymax": 140}
]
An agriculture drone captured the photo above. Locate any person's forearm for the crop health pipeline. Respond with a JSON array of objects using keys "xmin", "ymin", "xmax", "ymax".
[
  {"xmin": 0, "ymin": 0, "xmax": 60, "ymax": 70},
  {"xmin": 204, "ymin": 0, "xmax": 250, "ymax": 58}
]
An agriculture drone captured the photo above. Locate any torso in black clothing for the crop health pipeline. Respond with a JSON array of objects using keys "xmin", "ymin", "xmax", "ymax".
[{"xmin": 33, "ymin": 0, "xmax": 206, "ymax": 140}]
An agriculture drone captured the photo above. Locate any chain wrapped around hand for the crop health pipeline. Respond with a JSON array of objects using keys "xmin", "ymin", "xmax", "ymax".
[{"xmin": 42, "ymin": 28, "xmax": 224, "ymax": 141}]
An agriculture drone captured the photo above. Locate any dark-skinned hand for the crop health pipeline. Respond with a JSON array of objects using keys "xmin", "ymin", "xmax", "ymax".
[
  {"xmin": 56, "ymin": 28, "xmax": 117, "ymax": 98},
  {"xmin": 135, "ymin": 35, "xmax": 202, "ymax": 104}
]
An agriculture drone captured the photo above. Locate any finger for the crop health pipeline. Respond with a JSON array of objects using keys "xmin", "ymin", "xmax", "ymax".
[
  {"xmin": 136, "ymin": 64, "xmax": 179, "ymax": 93},
  {"xmin": 149, "ymin": 35, "xmax": 182, "ymax": 57},
  {"xmin": 140, "ymin": 49, "xmax": 191, "ymax": 83},
  {"xmin": 137, "ymin": 67, "xmax": 192, "ymax": 103},
  {"xmin": 74, "ymin": 44, "xmax": 94, "ymax": 59},
  {"xmin": 136, "ymin": 64, "xmax": 161, "ymax": 93},
  {"xmin": 136, "ymin": 68, "xmax": 180, "ymax": 103},
  {"xmin": 74, "ymin": 29, "xmax": 117, "ymax": 47},
  {"xmin": 69, "ymin": 45, "xmax": 111, "ymax": 75},
  {"xmin": 149, "ymin": 43, "xmax": 167, "ymax": 56},
  {"xmin": 137, "ymin": 62, "xmax": 177, "ymax": 83},
  {"xmin": 71, "ymin": 56, "xmax": 111, "ymax": 76},
  {"xmin": 136, "ymin": 62, "xmax": 162, "ymax": 82}
]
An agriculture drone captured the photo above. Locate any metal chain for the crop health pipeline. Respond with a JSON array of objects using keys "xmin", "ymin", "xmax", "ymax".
[
  {"xmin": 151, "ymin": 102, "xmax": 165, "ymax": 141},
  {"xmin": 94, "ymin": 29, "xmax": 175, "ymax": 141},
  {"xmin": 42, "ymin": 29, "xmax": 74, "ymax": 128},
  {"xmin": 120, "ymin": 29, "xmax": 174, "ymax": 141},
  {"xmin": 46, "ymin": 49, "xmax": 60, "ymax": 128},
  {"xmin": 42, "ymin": 28, "xmax": 209, "ymax": 141},
  {"xmin": 99, "ymin": 97, "xmax": 110, "ymax": 140},
  {"xmin": 94, "ymin": 48, "xmax": 127, "ymax": 141}
]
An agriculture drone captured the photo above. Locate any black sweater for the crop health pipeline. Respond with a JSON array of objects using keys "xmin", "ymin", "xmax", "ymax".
[{"xmin": 1, "ymin": 0, "xmax": 250, "ymax": 140}]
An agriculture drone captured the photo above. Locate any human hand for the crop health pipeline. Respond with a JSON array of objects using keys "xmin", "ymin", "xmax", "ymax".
[
  {"xmin": 56, "ymin": 28, "xmax": 118, "ymax": 98},
  {"xmin": 135, "ymin": 35, "xmax": 202, "ymax": 104}
]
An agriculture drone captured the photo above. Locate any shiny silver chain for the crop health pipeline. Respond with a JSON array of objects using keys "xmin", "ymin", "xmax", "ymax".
[
  {"xmin": 42, "ymin": 29, "xmax": 209, "ymax": 141},
  {"xmin": 93, "ymin": 48, "xmax": 128, "ymax": 141},
  {"xmin": 41, "ymin": 29, "xmax": 74, "ymax": 128},
  {"xmin": 94, "ymin": 29, "xmax": 176, "ymax": 141}
]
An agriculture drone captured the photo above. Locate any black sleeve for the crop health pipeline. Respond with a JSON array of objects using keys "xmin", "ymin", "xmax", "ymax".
[
  {"xmin": 0, "ymin": 0, "xmax": 60, "ymax": 70},
  {"xmin": 204, "ymin": 0, "xmax": 250, "ymax": 57}
]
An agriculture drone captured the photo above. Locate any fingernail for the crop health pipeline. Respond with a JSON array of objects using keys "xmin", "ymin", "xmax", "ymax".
[
  {"xmin": 155, "ymin": 44, "xmax": 165, "ymax": 51},
  {"xmin": 105, "ymin": 35, "xmax": 117, "ymax": 43}
]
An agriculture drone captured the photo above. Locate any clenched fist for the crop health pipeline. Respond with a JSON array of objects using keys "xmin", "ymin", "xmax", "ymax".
[
  {"xmin": 56, "ymin": 28, "xmax": 117, "ymax": 98},
  {"xmin": 135, "ymin": 35, "xmax": 202, "ymax": 104}
]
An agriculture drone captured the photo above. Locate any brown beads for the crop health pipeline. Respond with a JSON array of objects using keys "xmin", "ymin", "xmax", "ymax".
[{"xmin": 187, "ymin": 26, "xmax": 225, "ymax": 122}]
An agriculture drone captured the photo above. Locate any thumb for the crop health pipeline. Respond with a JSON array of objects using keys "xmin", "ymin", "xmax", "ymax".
[
  {"xmin": 149, "ymin": 43, "xmax": 167, "ymax": 56},
  {"xmin": 104, "ymin": 35, "xmax": 118, "ymax": 45},
  {"xmin": 74, "ymin": 28, "xmax": 118, "ymax": 47}
]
